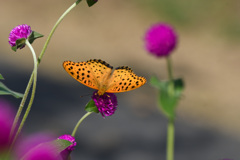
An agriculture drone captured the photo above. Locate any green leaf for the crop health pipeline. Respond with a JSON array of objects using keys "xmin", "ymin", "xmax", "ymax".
[
  {"xmin": 52, "ymin": 139, "xmax": 73, "ymax": 152},
  {"xmin": 0, "ymin": 82, "xmax": 23, "ymax": 98},
  {"xmin": 86, "ymin": 0, "xmax": 98, "ymax": 7},
  {"xmin": 11, "ymin": 46, "xmax": 17, "ymax": 52},
  {"xmin": 151, "ymin": 76, "xmax": 184, "ymax": 119},
  {"xmin": 0, "ymin": 74, "xmax": 4, "ymax": 80},
  {"xmin": 85, "ymin": 99, "xmax": 99, "ymax": 113},
  {"xmin": 150, "ymin": 76, "xmax": 162, "ymax": 89},
  {"xmin": 76, "ymin": 0, "xmax": 82, "ymax": 5},
  {"xmin": 11, "ymin": 38, "xmax": 26, "ymax": 51},
  {"xmin": 28, "ymin": 31, "xmax": 44, "ymax": 44}
]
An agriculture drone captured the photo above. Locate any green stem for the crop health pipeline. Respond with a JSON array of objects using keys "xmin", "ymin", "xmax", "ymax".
[
  {"xmin": 166, "ymin": 56, "xmax": 173, "ymax": 81},
  {"xmin": 10, "ymin": 0, "xmax": 82, "ymax": 140},
  {"xmin": 10, "ymin": 40, "xmax": 38, "ymax": 150},
  {"xmin": 38, "ymin": 0, "xmax": 82, "ymax": 63},
  {"xmin": 166, "ymin": 56, "xmax": 175, "ymax": 97},
  {"xmin": 166, "ymin": 56, "xmax": 175, "ymax": 160},
  {"xmin": 71, "ymin": 112, "xmax": 92, "ymax": 137},
  {"xmin": 9, "ymin": 75, "xmax": 33, "ymax": 139},
  {"xmin": 166, "ymin": 118, "xmax": 175, "ymax": 160}
]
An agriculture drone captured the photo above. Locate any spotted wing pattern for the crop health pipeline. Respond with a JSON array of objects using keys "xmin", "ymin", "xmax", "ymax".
[
  {"xmin": 106, "ymin": 66, "xmax": 147, "ymax": 93},
  {"xmin": 63, "ymin": 59, "xmax": 113, "ymax": 90}
]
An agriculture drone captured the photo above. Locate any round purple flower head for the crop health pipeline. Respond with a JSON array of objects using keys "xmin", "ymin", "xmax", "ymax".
[
  {"xmin": 58, "ymin": 135, "xmax": 76, "ymax": 152},
  {"xmin": 58, "ymin": 135, "xmax": 76, "ymax": 160},
  {"xmin": 144, "ymin": 23, "xmax": 177, "ymax": 57},
  {"xmin": 8, "ymin": 24, "xmax": 32, "ymax": 48},
  {"xmin": 92, "ymin": 91, "xmax": 118, "ymax": 118}
]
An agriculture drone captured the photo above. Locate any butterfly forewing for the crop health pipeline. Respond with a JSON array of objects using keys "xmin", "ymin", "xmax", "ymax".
[
  {"xmin": 63, "ymin": 59, "xmax": 113, "ymax": 91},
  {"xmin": 106, "ymin": 66, "xmax": 147, "ymax": 93},
  {"xmin": 63, "ymin": 61, "xmax": 99, "ymax": 90}
]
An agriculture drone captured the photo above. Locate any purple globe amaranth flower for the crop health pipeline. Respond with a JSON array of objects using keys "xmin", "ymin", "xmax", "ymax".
[
  {"xmin": 144, "ymin": 23, "xmax": 177, "ymax": 57},
  {"xmin": 58, "ymin": 135, "xmax": 76, "ymax": 152},
  {"xmin": 92, "ymin": 91, "xmax": 118, "ymax": 118},
  {"xmin": 58, "ymin": 135, "xmax": 76, "ymax": 160},
  {"xmin": 8, "ymin": 24, "xmax": 32, "ymax": 48},
  {"xmin": 0, "ymin": 99, "xmax": 15, "ymax": 151}
]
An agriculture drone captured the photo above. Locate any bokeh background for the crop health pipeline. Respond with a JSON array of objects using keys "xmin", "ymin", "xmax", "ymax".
[{"xmin": 1, "ymin": 0, "xmax": 240, "ymax": 159}]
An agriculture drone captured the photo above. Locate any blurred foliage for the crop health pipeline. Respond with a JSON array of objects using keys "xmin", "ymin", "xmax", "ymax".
[{"xmin": 135, "ymin": 0, "xmax": 240, "ymax": 41}]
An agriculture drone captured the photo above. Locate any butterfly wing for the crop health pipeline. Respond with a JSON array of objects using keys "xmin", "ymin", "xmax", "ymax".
[
  {"xmin": 63, "ymin": 59, "xmax": 113, "ymax": 91},
  {"xmin": 106, "ymin": 66, "xmax": 146, "ymax": 93}
]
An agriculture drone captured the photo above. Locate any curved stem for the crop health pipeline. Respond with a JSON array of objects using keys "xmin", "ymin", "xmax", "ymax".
[
  {"xmin": 10, "ymin": 0, "xmax": 82, "ymax": 140},
  {"xmin": 71, "ymin": 112, "xmax": 92, "ymax": 137},
  {"xmin": 10, "ymin": 40, "xmax": 38, "ymax": 149},
  {"xmin": 38, "ymin": 0, "xmax": 82, "ymax": 64},
  {"xmin": 10, "ymin": 74, "xmax": 33, "ymax": 139},
  {"xmin": 166, "ymin": 118, "xmax": 175, "ymax": 160}
]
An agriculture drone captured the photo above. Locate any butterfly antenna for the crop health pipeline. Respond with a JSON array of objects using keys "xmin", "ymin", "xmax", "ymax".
[{"xmin": 80, "ymin": 94, "xmax": 92, "ymax": 98}]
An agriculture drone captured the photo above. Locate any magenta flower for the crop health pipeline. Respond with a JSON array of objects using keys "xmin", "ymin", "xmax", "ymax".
[
  {"xmin": 0, "ymin": 99, "xmax": 15, "ymax": 151},
  {"xmin": 58, "ymin": 135, "xmax": 76, "ymax": 152},
  {"xmin": 58, "ymin": 135, "xmax": 76, "ymax": 160},
  {"xmin": 144, "ymin": 23, "xmax": 177, "ymax": 57},
  {"xmin": 92, "ymin": 91, "xmax": 118, "ymax": 117},
  {"xmin": 8, "ymin": 24, "xmax": 32, "ymax": 48}
]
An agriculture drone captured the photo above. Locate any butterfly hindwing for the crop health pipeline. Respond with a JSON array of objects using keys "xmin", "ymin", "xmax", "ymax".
[{"xmin": 106, "ymin": 66, "xmax": 147, "ymax": 93}]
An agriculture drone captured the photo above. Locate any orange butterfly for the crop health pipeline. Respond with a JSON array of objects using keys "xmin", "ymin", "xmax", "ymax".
[{"xmin": 63, "ymin": 59, "xmax": 146, "ymax": 95}]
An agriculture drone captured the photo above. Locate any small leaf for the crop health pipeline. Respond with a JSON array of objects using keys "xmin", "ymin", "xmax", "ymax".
[
  {"xmin": 11, "ymin": 38, "xmax": 26, "ymax": 51},
  {"xmin": 86, "ymin": 0, "xmax": 98, "ymax": 7},
  {"xmin": 0, "ymin": 74, "xmax": 4, "ymax": 80},
  {"xmin": 11, "ymin": 46, "xmax": 17, "ymax": 52},
  {"xmin": 85, "ymin": 99, "xmax": 99, "ymax": 113},
  {"xmin": 28, "ymin": 31, "xmax": 44, "ymax": 44},
  {"xmin": 152, "ymin": 77, "xmax": 184, "ymax": 120},
  {"xmin": 150, "ymin": 76, "xmax": 162, "ymax": 89},
  {"xmin": 76, "ymin": 0, "xmax": 82, "ymax": 5},
  {"xmin": 0, "ymin": 82, "xmax": 23, "ymax": 98},
  {"xmin": 52, "ymin": 139, "xmax": 73, "ymax": 152}
]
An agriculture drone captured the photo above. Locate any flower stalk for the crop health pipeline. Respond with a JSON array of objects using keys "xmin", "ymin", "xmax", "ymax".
[
  {"xmin": 38, "ymin": 0, "xmax": 82, "ymax": 63},
  {"xmin": 10, "ymin": 0, "xmax": 83, "ymax": 144},
  {"xmin": 71, "ymin": 112, "xmax": 92, "ymax": 137},
  {"xmin": 166, "ymin": 118, "xmax": 175, "ymax": 160},
  {"xmin": 166, "ymin": 56, "xmax": 175, "ymax": 160},
  {"xmin": 10, "ymin": 40, "xmax": 38, "ymax": 150}
]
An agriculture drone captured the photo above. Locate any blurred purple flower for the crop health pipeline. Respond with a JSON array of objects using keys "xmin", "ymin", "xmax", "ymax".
[
  {"xmin": 20, "ymin": 145, "xmax": 60, "ymax": 160},
  {"xmin": 8, "ymin": 24, "xmax": 32, "ymax": 48},
  {"xmin": 0, "ymin": 99, "xmax": 15, "ymax": 151},
  {"xmin": 92, "ymin": 91, "xmax": 118, "ymax": 117},
  {"xmin": 58, "ymin": 135, "xmax": 76, "ymax": 160},
  {"xmin": 16, "ymin": 133, "xmax": 61, "ymax": 160},
  {"xmin": 144, "ymin": 23, "xmax": 177, "ymax": 57},
  {"xmin": 16, "ymin": 133, "xmax": 55, "ymax": 158}
]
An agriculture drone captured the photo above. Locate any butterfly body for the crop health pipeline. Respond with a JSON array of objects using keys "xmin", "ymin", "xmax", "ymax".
[{"xmin": 63, "ymin": 59, "xmax": 146, "ymax": 95}]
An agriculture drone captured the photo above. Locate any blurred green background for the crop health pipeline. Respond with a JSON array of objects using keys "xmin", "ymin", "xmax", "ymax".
[{"xmin": 1, "ymin": 0, "xmax": 240, "ymax": 159}]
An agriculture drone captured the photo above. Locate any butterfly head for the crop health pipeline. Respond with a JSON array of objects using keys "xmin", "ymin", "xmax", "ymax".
[{"xmin": 97, "ymin": 88, "xmax": 106, "ymax": 96}]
